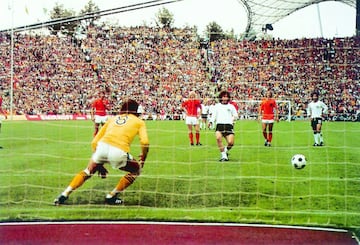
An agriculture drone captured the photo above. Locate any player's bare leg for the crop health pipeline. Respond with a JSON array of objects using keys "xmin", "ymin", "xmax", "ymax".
[
  {"xmin": 316, "ymin": 123, "xmax": 323, "ymax": 146},
  {"xmin": 262, "ymin": 123, "xmax": 268, "ymax": 146},
  {"xmin": 216, "ymin": 131, "xmax": 228, "ymax": 161},
  {"xmin": 0, "ymin": 122, "xmax": 2, "ymax": 149},
  {"xmin": 93, "ymin": 123, "xmax": 100, "ymax": 137},
  {"xmin": 267, "ymin": 123, "xmax": 274, "ymax": 147},
  {"xmin": 223, "ymin": 134, "xmax": 234, "ymax": 159}
]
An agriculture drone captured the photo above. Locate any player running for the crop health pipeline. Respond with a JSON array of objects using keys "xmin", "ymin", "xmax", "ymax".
[{"xmin": 0, "ymin": 92, "xmax": 7, "ymax": 149}]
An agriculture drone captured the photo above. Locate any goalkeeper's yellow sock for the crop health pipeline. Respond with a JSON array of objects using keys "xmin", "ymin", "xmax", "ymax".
[
  {"xmin": 108, "ymin": 173, "xmax": 136, "ymax": 196},
  {"xmin": 62, "ymin": 170, "xmax": 91, "ymax": 196}
]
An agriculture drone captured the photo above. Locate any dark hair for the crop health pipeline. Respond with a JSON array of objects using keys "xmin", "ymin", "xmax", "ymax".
[
  {"xmin": 120, "ymin": 99, "xmax": 139, "ymax": 115},
  {"xmin": 218, "ymin": 90, "xmax": 231, "ymax": 99},
  {"xmin": 311, "ymin": 91, "xmax": 319, "ymax": 97}
]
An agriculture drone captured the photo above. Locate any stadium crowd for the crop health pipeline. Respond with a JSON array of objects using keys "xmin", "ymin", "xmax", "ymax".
[{"xmin": 0, "ymin": 25, "xmax": 359, "ymax": 121}]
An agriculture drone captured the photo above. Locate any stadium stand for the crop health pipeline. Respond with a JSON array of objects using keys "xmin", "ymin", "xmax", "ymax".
[{"xmin": 0, "ymin": 26, "xmax": 359, "ymax": 121}]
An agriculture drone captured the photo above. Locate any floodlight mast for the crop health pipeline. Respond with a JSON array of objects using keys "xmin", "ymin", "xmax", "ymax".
[{"xmin": 357, "ymin": 0, "xmax": 360, "ymax": 36}]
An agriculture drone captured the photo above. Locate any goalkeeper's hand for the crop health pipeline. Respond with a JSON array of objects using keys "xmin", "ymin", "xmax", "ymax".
[
  {"xmin": 94, "ymin": 164, "xmax": 108, "ymax": 179},
  {"xmin": 138, "ymin": 154, "xmax": 146, "ymax": 168}
]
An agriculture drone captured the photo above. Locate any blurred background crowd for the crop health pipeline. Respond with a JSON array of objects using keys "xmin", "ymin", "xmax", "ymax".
[{"xmin": 0, "ymin": 25, "xmax": 359, "ymax": 121}]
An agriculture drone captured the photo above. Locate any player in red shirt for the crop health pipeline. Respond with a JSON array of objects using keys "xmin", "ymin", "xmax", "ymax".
[
  {"xmin": 91, "ymin": 91, "xmax": 110, "ymax": 137},
  {"xmin": 181, "ymin": 91, "xmax": 202, "ymax": 145},
  {"xmin": 229, "ymin": 100, "xmax": 239, "ymax": 112},
  {"xmin": 258, "ymin": 90, "xmax": 279, "ymax": 147},
  {"xmin": 0, "ymin": 93, "xmax": 7, "ymax": 149}
]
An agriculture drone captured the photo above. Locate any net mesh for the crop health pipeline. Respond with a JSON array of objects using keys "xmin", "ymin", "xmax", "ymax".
[{"xmin": 0, "ymin": 21, "xmax": 359, "ymax": 228}]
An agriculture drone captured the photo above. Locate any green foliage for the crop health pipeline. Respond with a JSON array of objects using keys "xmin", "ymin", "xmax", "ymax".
[
  {"xmin": 49, "ymin": 0, "xmax": 100, "ymax": 35},
  {"xmin": 155, "ymin": 7, "xmax": 174, "ymax": 28},
  {"xmin": 0, "ymin": 120, "xmax": 359, "ymax": 231},
  {"xmin": 79, "ymin": 0, "xmax": 101, "ymax": 27},
  {"xmin": 80, "ymin": 0, "xmax": 100, "ymax": 16},
  {"xmin": 49, "ymin": 3, "xmax": 76, "ymax": 35},
  {"xmin": 206, "ymin": 21, "xmax": 226, "ymax": 42}
]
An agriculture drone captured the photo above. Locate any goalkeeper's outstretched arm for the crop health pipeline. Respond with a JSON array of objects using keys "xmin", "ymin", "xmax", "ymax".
[{"xmin": 139, "ymin": 144, "xmax": 149, "ymax": 167}]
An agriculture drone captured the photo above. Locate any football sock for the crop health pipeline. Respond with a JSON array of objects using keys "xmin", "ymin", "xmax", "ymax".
[
  {"xmin": 319, "ymin": 133, "xmax": 323, "ymax": 142},
  {"xmin": 62, "ymin": 187, "xmax": 73, "ymax": 197},
  {"xmin": 268, "ymin": 132, "xmax": 273, "ymax": 143},
  {"xmin": 196, "ymin": 132, "xmax": 200, "ymax": 143},
  {"xmin": 109, "ymin": 173, "xmax": 136, "ymax": 196},
  {"xmin": 64, "ymin": 170, "xmax": 91, "ymax": 196},
  {"xmin": 315, "ymin": 133, "xmax": 321, "ymax": 144},
  {"xmin": 313, "ymin": 132, "xmax": 317, "ymax": 144},
  {"xmin": 189, "ymin": 132, "xmax": 193, "ymax": 144}
]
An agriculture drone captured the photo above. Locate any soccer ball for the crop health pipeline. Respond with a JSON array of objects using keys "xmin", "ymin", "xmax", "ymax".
[{"xmin": 291, "ymin": 154, "xmax": 307, "ymax": 169}]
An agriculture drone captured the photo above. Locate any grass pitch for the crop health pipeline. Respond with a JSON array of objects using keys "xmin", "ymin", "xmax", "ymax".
[{"xmin": 0, "ymin": 119, "xmax": 359, "ymax": 233}]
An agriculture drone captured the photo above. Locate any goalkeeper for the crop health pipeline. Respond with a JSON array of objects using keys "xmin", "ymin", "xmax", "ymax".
[{"xmin": 54, "ymin": 99, "xmax": 149, "ymax": 205}]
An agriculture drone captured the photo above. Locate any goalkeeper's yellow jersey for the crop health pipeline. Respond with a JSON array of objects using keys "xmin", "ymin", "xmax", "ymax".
[{"xmin": 91, "ymin": 114, "xmax": 149, "ymax": 153}]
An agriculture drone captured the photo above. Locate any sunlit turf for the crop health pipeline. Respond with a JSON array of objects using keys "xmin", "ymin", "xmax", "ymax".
[{"xmin": 0, "ymin": 120, "xmax": 359, "ymax": 233}]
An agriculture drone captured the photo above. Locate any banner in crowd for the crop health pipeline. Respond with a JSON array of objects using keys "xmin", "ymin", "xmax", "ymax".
[{"xmin": 25, "ymin": 115, "xmax": 90, "ymax": 121}]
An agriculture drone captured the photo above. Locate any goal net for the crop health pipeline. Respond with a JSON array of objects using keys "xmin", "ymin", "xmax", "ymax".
[{"xmin": 0, "ymin": 3, "xmax": 359, "ymax": 231}]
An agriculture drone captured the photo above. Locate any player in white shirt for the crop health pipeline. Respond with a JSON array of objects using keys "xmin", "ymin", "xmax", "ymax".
[
  {"xmin": 213, "ymin": 91, "xmax": 238, "ymax": 161},
  {"xmin": 200, "ymin": 101, "xmax": 209, "ymax": 130},
  {"xmin": 207, "ymin": 100, "xmax": 216, "ymax": 130},
  {"xmin": 307, "ymin": 91, "xmax": 328, "ymax": 146}
]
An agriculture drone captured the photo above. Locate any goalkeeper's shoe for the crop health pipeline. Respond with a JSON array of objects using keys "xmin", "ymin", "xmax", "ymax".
[
  {"xmin": 54, "ymin": 195, "xmax": 68, "ymax": 206},
  {"xmin": 105, "ymin": 195, "xmax": 123, "ymax": 205},
  {"xmin": 219, "ymin": 157, "xmax": 229, "ymax": 162}
]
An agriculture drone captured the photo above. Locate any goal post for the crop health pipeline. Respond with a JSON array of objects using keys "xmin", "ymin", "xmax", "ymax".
[{"xmin": 235, "ymin": 100, "xmax": 292, "ymax": 122}]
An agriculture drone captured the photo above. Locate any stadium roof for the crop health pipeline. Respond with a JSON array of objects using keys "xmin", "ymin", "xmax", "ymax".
[
  {"xmin": 238, "ymin": 0, "xmax": 356, "ymax": 35},
  {"xmin": 0, "ymin": 0, "xmax": 356, "ymax": 37}
]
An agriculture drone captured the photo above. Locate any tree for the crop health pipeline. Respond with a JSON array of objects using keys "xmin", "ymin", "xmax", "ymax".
[
  {"xmin": 79, "ymin": 0, "xmax": 101, "ymax": 27},
  {"xmin": 205, "ymin": 22, "xmax": 226, "ymax": 42},
  {"xmin": 49, "ymin": 3, "xmax": 76, "ymax": 35},
  {"xmin": 155, "ymin": 7, "xmax": 174, "ymax": 28},
  {"xmin": 226, "ymin": 28, "xmax": 237, "ymax": 40}
]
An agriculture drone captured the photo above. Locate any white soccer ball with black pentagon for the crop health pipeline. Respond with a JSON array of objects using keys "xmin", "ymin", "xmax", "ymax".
[{"xmin": 291, "ymin": 154, "xmax": 307, "ymax": 169}]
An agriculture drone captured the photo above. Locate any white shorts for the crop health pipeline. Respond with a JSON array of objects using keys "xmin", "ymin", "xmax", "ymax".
[
  {"xmin": 185, "ymin": 116, "xmax": 199, "ymax": 125},
  {"xmin": 94, "ymin": 115, "xmax": 108, "ymax": 124},
  {"xmin": 262, "ymin": 119, "xmax": 274, "ymax": 124},
  {"xmin": 92, "ymin": 142, "xmax": 132, "ymax": 169}
]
